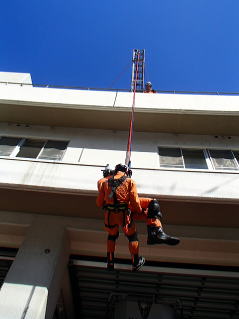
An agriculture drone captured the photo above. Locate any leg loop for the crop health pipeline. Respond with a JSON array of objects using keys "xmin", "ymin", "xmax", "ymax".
[
  {"xmin": 127, "ymin": 232, "xmax": 138, "ymax": 242},
  {"xmin": 108, "ymin": 232, "xmax": 119, "ymax": 241}
]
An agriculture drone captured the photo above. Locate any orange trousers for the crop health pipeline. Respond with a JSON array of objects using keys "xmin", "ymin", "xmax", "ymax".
[
  {"xmin": 104, "ymin": 210, "xmax": 136, "ymax": 236},
  {"xmin": 104, "ymin": 209, "xmax": 138, "ymax": 257},
  {"xmin": 105, "ymin": 198, "xmax": 162, "ymax": 259},
  {"xmin": 132, "ymin": 198, "xmax": 162, "ymax": 227}
]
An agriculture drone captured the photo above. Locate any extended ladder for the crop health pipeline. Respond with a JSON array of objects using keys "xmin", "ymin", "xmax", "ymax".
[
  {"xmin": 126, "ymin": 49, "xmax": 145, "ymax": 166},
  {"xmin": 131, "ymin": 49, "xmax": 145, "ymax": 92}
]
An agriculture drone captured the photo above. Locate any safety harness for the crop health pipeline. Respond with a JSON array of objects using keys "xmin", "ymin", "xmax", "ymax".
[
  {"xmin": 104, "ymin": 175, "xmax": 131, "ymax": 229},
  {"xmin": 108, "ymin": 176, "xmax": 127, "ymax": 202}
]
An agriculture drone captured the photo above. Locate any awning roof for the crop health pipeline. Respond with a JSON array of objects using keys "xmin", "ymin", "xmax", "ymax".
[{"xmin": 70, "ymin": 258, "xmax": 239, "ymax": 319}]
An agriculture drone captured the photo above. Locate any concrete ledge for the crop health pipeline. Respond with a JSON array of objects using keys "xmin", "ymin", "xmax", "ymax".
[
  {"xmin": 1, "ymin": 87, "xmax": 239, "ymax": 134},
  {"xmin": 0, "ymin": 159, "xmax": 239, "ymax": 203},
  {"xmin": 0, "ymin": 212, "xmax": 239, "ymax": 267}
]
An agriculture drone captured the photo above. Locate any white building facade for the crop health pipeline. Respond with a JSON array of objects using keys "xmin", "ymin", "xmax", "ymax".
[{"xmin": 0, "ymin": 73, "xmax": 239, "ymax": 319}]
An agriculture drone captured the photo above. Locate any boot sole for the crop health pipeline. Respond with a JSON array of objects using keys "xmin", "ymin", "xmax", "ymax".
[{"xmin": 147, "ymin": 239, "xmax": 180, "ymax": 246}]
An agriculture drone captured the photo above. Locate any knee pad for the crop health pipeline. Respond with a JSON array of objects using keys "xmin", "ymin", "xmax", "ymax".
[
  {"xmin": 127, "ymin": 232, "xmax": 138, "ymax": 242},
  {"xmin": 147, "ymin": 199, "xmax": 163, "ymax": 220},
  {"xmin": 108, "ymin": 232, "xmax": 119, "ymax": 241}
]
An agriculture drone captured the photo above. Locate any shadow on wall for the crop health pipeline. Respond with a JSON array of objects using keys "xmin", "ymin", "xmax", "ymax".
[
  {"xmin": 200, "ymin": 175, "xmax": 239, "ymax": 196},
  {"xmin": 69, "ymin": 129, "xmax": 159, "ymax": 153}
]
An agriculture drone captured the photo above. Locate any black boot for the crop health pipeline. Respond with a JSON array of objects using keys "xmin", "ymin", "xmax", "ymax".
[
  {"xmin": 147, "ymin": 199, "xmax": 163, "ymax": 220},
  {"xmin": 132, "ymin": 255, "xmax": 145, "ymax": 272},
  {"xmin": 147, "ymin": 226, "xmax": 180, "ymax": 246},
  {"xmin": 107, "ymin": 252, "xmax": 115, "ymax": 271}
]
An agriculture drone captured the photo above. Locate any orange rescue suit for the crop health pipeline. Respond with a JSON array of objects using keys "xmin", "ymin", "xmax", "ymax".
[
  {"xmin": 131, "ymin": 197, "xmax": 161, "ymax": 227},
  {"xmin": 143, "ymin": 90, "xmax": 156, "ymax": 93},
  {"xmin": 97, "ymin": 171, "xmax": 141, "ymax": 237},
  {"xmin": 97, "ymin": 175, "xmax": 161, "ymax": 231}
]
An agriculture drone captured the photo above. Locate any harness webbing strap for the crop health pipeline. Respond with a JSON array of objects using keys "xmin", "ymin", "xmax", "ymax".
[
  {"xmin": 125, "ymin": 51, "xmax": 141, "ymax": 167},
  {"xmin": 108, "ymin": 176, "xmax": 127, "ymax": 204},
  {"xmin": 105, "ymin": 176, "xmax": 130, "ymax": 228}
]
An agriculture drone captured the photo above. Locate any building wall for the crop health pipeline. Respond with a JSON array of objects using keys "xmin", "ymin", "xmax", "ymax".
[
  {"xmin": 1, "ymin": 122, "xmax": 239, "ymax": 202},
  {"xmin": 0, "ymin": 72, "xmax": 32, "ymax": 86},
  {"xmin": 1, "ymin": 77, "xmax": 239, "ymax": 319},
  {"xmin": 1, "ymin": 122, "xmax": 239, "ymax": 167}
]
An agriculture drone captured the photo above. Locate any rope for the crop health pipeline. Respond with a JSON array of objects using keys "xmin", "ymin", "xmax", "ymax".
[
  {"xmin": 108, "ymin": 62, "xmax": 132, "ymax": 89},
  {"xmin": 125, "ymin": 51, "xmax": 141, "ymax": 167}
]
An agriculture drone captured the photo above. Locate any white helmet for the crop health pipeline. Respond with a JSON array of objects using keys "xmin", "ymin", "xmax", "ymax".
[{"xmin": 101, "ymin": 164, "xmax": 114, "ymax": 177}]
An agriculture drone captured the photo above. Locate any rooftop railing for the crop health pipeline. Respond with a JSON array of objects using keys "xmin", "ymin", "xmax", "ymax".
[{"xmin": 0, "ymin": 80, "xmax": 239, "ymax": 96}]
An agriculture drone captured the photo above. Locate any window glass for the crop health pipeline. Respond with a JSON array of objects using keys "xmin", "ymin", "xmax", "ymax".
[
  {"xmin": 208, "ymin": 149, "xmax": 238, "ymax": 170},
  {"xmin": 0, "ymin": 137, "xmax": 21, "ymax": 156},
  {"xmin": 182, "ymin": 149, "xmax": 208, "ymax": 169},
  {"xmin": 232, "ymin": 151, "xmax": 239, "ymax": 164},
  {"xmin": 38, "ymin": 140, "xmax": 68, "ymax": 161},
  {"xmin": 16, "ymin": 139, "xmax": 45, "ymax": 159},
  {"xmin": 158, "ymin": 147, "xmax": 184, "ymax": 168}
]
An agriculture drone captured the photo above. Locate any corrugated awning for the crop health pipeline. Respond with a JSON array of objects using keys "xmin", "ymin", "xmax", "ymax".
[{"xmin": 69, "ymin": 258, "xmax": 239, "ymax": 319}]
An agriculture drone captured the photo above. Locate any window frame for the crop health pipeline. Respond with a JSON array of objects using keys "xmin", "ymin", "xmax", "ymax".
[
  {"xmin": 158, "ymin": 146, "xmax": 209, "ymax": 171},
  {"xmin": 10, "ymin": 138, "xmax": 26, "ymax": 157},
  {"xmin": 232, "ymin": 150, "xmax": 239, "ymax": 167},
  {"xmin": 203, "ymin": 149, "xmax": 213, "ymax": 170},
  {"xmin": 158, "ymin": 146, "xmax": 239, "ymax": 172},
  {"xmin": 207, "ymin": 149, "xmax": 239, "ymax": 171},
  {"xmin": 0, "ymin": 136, "xmax": 68, "ymax": 162}
]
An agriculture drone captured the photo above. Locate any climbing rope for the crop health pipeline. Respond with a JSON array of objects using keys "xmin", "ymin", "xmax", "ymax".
[
  {"xmin": 125, "ymin": 51, "xmax": 141, "ymax": 167},
  {"xmin": 108, "ymin": 62, "xmax": 132, "ymax": 89}
]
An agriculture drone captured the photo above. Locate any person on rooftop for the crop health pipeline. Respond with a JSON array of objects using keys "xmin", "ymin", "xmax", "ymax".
[{"xmin": 144, "ymin": 81, "xmax": 156, "ymax": 93}]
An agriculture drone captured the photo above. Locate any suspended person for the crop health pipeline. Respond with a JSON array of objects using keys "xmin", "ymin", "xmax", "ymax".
[
  {"xmin": 96, "ymin": 164, "xmax": 145, "ymax": 272},
  {"xmin": 97, "ymin": 165, "xmax": 180, "ymax": 270},
  {"xmin": 99, "ymin": 165, "xmax": 179, "ymax": 246},
  {"xmin": 144, "ymin": 81, "xmax": 156, "ymax": 93}
]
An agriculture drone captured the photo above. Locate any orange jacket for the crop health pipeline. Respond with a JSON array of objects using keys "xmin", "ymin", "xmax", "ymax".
[
  {"xmin": 143, "ymin": 89, "xmax": 156, "ymax": 93},
  {"xmin": 97, "ymin": 176, "xmax": 110, "ymax": 192},
  {"xmin": 96, "ymin": 172, "xmax": 142, "ymax": 213}
]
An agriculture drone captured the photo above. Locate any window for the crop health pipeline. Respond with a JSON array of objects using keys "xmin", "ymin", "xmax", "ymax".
[
  {"xmin": 158, "ymin": 147, "xmax": 239, "ymax": 171},
  {"xmin": 38, "ymin": 140, "xmax": 68, "ymax": 161},
  {"xmin": 208, "ymin": 149, "xmax": 238, "ymax": 170},
  {"xmin": 0, "ymin": 137, "xmax": 22, "ymax": 156},
  {"xmin": 158, "ymin": 147, "xmax": 184, "ymax": 168},
  {"xmin": 0, "ymin": 136, "xmax": 68, "ymax": 161},
  {"xmin": 16, "ymin": 139, "xmax": 46, "ymax": 159},
  {"xmin": 182, "ymin": 149, "xmax": 208, "ymax": 169},
  {"xmin": 233, "ymin": 150, "xmax": 239, "ymax": 163}
]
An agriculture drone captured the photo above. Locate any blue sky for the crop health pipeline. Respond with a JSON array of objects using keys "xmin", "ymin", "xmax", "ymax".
[{"xmin": 1, "ymin": 0, "xmax": 239, "ymax": 92}]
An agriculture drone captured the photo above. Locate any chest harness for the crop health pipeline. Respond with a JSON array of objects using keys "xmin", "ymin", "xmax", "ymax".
[{"xmin": 104, "ymin": 176, "xmax": 131, "ymax": 229}]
